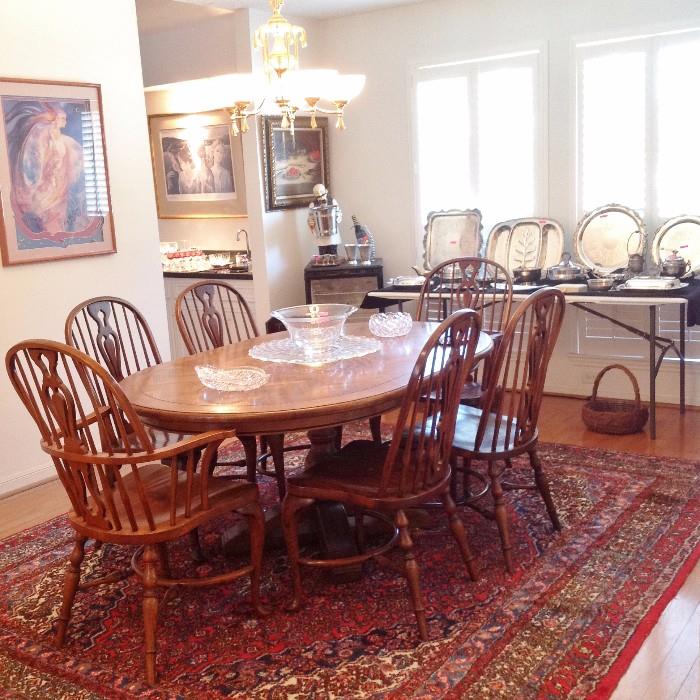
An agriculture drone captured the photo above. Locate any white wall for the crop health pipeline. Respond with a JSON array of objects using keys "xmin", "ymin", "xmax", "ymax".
[
  {"xmin": 0, "ymin": 0, "xmax": 168, "ymax": 495},
  {"xmin": 318, "ymin": 0, "xmax": 700, "ymax": 403}
]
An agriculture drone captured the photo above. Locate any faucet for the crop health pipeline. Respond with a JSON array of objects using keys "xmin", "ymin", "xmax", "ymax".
[{"xmin": 235, "ymin": 228, "xmax": 251, "ymax": 260}]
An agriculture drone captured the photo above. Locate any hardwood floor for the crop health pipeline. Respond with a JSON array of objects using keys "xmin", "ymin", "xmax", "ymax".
[{"xmin": 0, "ymin": 395, "xmax": 697, "ymax": 698}]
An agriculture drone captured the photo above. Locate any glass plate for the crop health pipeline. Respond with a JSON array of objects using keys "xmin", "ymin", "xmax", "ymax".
[
  {"xmin": 195, "ymin": 365, "xmax": 269, "ymax": 391},
  {"xmin": 249, "ymin": 335, "xmax": 381, "ymax": 365}
]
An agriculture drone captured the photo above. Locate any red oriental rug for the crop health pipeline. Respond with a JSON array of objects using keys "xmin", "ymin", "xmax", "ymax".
[{"xmin": 0, "ymin": 425, "xmax": 698, "ymax": 699}]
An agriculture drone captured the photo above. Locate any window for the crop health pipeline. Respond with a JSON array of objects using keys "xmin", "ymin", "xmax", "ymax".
[
  {"xmin": 576, "ymin": 28, "xmax": 700, "ymax": 227},
  {"xmin": 576, "ymin": 28, "xmax": 700, "ymax": 361},
  {"xmin": 414, "ymin": 50, "xmax": 543, "ymax": 242}
]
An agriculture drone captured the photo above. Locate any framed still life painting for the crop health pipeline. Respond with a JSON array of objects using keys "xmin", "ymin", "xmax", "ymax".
[
  {"xmin": 261, "ymin": 115, "xmax": 329, "ymax": 211},
  {"xmin": 0, "ymin": 78, "xmax": 116, "ymax": 266},
  {"xmin": 148, "ymin": 110, "xmax": 246, "ymax": 219}
]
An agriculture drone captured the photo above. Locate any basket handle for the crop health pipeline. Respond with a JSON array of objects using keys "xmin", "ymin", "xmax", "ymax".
[{"xmin": 590, "ymin": 364, "xmax": 642, "ymax": 407}]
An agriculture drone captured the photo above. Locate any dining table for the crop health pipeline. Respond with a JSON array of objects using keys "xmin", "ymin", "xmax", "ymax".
[{"xmin": 120, "ymin": 320, "xmax": 493, "ymax": 577}]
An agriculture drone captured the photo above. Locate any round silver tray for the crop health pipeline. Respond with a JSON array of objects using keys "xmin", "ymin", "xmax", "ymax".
[{"xmin": 249, "ymin": 335, "xmax": 381, "ymax": 365}]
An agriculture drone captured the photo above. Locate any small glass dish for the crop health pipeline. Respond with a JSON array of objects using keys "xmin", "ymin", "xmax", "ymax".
[
  {"xmin": 195, "ymin": 365, "xmax": 269, "ymax": 392},
  {"xmin": 368, "ymin": 312, "xmax": 413, "ymax": 338}
]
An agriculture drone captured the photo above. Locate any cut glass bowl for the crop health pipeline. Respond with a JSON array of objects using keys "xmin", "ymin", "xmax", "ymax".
[
  {"xmin": 195, "ymin": 365, "xmax": 269, "ymax": 392},
  {"xmin": 369, "ymin": 312, "xmax": 413, "ymax": 338},
  {"xmin": 271, "ymin": 303, "xmax": 357, "ymax": 358}
]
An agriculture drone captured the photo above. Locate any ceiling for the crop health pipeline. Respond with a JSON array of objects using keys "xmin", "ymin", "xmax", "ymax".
[{"xmin": 137, "ymin": 0, "xmax": 429, "ymax": 32}]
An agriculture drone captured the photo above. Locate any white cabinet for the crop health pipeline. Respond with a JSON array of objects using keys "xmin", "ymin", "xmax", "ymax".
[{"xmin": 162, "ymin": 275, "xmax": 256, "ymax": 359}]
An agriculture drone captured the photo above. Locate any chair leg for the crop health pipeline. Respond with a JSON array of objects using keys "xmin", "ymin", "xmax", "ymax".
[
  {"xmin": 529, "ymin": 448, "xmax": 562, "ymax": 531},
  {"xmin": 489, "ymin": 461, "xmax": 514, "ymax": 574},
  {"xmin": 369, "ymin": 415, "xmax": 382, "ymax": 444},
  {"xmin": 396, "ymin": 509, "xmax": 428, "ymax": 642},
  {"xmin": 462, "ymin": 457, "xmax": 474, "ymax": 500},
  {"xmin": 55, "ymin": 534, "xmax": 86, "ymax": 647},
  {"xmin": 354, "ymin": 508, "xmax": 366, "ymax": 553},
  {"xmin": 188, "ymin": 529, "xmax": 205, "ymax": 562},
  {"xmin": 239, "ymin": 435, "xmax": 258, "ymax": 483},
  {"xmin": 281, "ymin": 494, "xmax": 314, "ymax": 612},
  {"xmin": 258, "ymin": 435, "xmax": 269, "ymax": 469},
  {"xmin": 441, "ymin": 492, "xmax": 478, "ymax": 581},
  {"xmin": 266, "ymin": 433, "xmax": 287, "ymax": 500},
  {"xmin": 142, "ymin": 544, "xmax": 160, "ymax": 685},
  {"xmin": 156, "ymin": 543, "xmax": 171, "ymax": 579},
  {"xmin": 449, "ymin": 454, "xmax": 459, "ymax": 502},
  {"xmin": 241, "ymin": 500, "xmax": 271, "ymax": 617},
  {"xmin": 334, "ymin": 425, "xmax": 343, "ymax": 451}
]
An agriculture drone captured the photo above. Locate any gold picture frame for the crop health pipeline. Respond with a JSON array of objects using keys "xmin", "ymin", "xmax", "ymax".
[
  {"xmin": 148, "ymin": 110, "xmax": 246, "ymax": 219},
  {"xmin": 0, "ymin": 77, "xmax": 116, "ymax": 266}
]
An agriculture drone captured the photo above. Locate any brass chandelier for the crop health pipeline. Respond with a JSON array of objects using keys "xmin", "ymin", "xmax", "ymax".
[{"xmin": 226, "ymin": 0, "xmax": 365, "ymax": 134}]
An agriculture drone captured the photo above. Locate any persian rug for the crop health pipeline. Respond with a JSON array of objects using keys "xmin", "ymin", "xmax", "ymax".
[{"xmin": 0, "ymin": 424, "xmax": 698, "ymax": 700}]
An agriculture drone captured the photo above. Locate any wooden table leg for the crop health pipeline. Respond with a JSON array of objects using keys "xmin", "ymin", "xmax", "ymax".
[{"xmin": 306, "ymin": 427, "xmax": 363, "ymax": 582}]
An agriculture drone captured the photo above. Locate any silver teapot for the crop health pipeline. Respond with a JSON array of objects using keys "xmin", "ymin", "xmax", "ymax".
[{"xmin": 660, "ymin": 249, "xmax": 691, "ymax": 278}]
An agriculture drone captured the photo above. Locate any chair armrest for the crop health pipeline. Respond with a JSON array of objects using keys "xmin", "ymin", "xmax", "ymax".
[{"xmin": 42, "ymin": 429, "xmax": 236, "ymax": 466}]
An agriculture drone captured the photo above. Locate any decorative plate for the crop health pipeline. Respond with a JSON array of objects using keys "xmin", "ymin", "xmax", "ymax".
[
  {"xmin": 573, "ymin": 203, "xmax": 646, "ymax": 275},
  {"xmin": 651, "ymin": 215, "xmax": 700, "ymax": 273},
  {"xmin": 485, "ymin": 217, "xmax": 564, "ymax": 272}
]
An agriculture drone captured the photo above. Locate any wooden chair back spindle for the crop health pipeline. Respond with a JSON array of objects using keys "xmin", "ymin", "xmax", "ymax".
[
  {"xmin": 381, "ymin": 309, "xmax": 481, "ymax": 497},
  {"xmin": 65, "ymin": 297, "xmax": 161, "ymax": 381},
  {"xmin": 175, "ymin": 281, "xmax": 258, "ymax": 354},
  {"xmin": 416, "ymin": 257, "xmax": 513, "ymax": 335},
  {"xmin": 474, "ymin": 287, "xmax": 565, "ymax": 453}
]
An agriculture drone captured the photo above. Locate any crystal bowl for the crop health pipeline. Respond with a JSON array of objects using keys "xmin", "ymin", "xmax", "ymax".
[
  {"xmin": 368, "ymin": 312, "xmax": 413, "ymax": 338},
  {"xmin": 195, "ymin": 365, "xmax": 269, "ymax": 392},
  {"xmin": 271, "ymin": 303, "xmax": 357, "ymax": 357}
]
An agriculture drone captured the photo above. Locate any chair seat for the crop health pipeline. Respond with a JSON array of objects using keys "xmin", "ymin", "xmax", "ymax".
[
  {"xmin": 287, "ymin": 440, "xmax": 395, "ymax": 497},
  {"xmin": 69, "ymin": 463, "xmax": 257, "ymax": 544},
  {"xmin": 452, "ymin": 404, "xmax": 521, "ymax": 455}
]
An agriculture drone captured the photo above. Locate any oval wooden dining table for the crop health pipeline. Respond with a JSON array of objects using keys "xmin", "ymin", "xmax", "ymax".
[
  {"xmin": 120, "ymin": 320, "xmax": 493, "ymax": 573},
  {"xmin": 120, "ymin": 321, "xmax": 493, "ymax": 462}
]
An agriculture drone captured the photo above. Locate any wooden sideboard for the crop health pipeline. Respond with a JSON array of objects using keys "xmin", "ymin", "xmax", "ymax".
[{"xmin": 304, "ymin": 260, "xmax": 383, "ymax": 318}]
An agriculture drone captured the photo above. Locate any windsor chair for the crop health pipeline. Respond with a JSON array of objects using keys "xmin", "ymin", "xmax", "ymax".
[{"xmin": 5, "ymin": 340, "xmax": 267, "ymax": 685}]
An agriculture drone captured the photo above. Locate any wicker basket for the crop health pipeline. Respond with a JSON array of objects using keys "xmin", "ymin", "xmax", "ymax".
[{"xmin": 582, "ymin": 364, "xmax": 649, "ymax": 434}]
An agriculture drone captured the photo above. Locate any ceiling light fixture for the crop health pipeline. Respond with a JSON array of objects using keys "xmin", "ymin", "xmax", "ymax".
[{"xmin": 226, "ymin": 0, "xmax": 365, "ymax": 134}]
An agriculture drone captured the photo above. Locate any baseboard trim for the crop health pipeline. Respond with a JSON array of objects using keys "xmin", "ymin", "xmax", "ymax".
[{"xmin": 0, "ymin": 464, "xmax": 56, "ymax": 499}]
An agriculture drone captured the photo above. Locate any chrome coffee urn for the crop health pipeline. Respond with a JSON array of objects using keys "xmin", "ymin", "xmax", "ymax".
[{"xmin": 307, "ymin": 184, "xmax": 342, "ymax": 263}]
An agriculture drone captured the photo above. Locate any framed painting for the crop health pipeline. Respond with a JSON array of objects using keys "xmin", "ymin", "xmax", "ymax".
[
  {"xmin": 261, "ymin": 115, "xmax": 329, "ymax": 211},
  {"xmin": 148, "ymin": 110, "xmax": 246, "ymax": 219},
  {"xmin": 0, "ymin": 78, "xmax": 116, "ymax": 266}
]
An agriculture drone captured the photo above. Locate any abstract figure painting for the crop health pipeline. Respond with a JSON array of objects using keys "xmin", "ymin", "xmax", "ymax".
[
  {"xmin": 148, "ymin": 110, "xmax": 247, "ymax": 219},
  {"xmin": 0, "ymin": 79, "xmax": 115, "ymax": 266}
]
